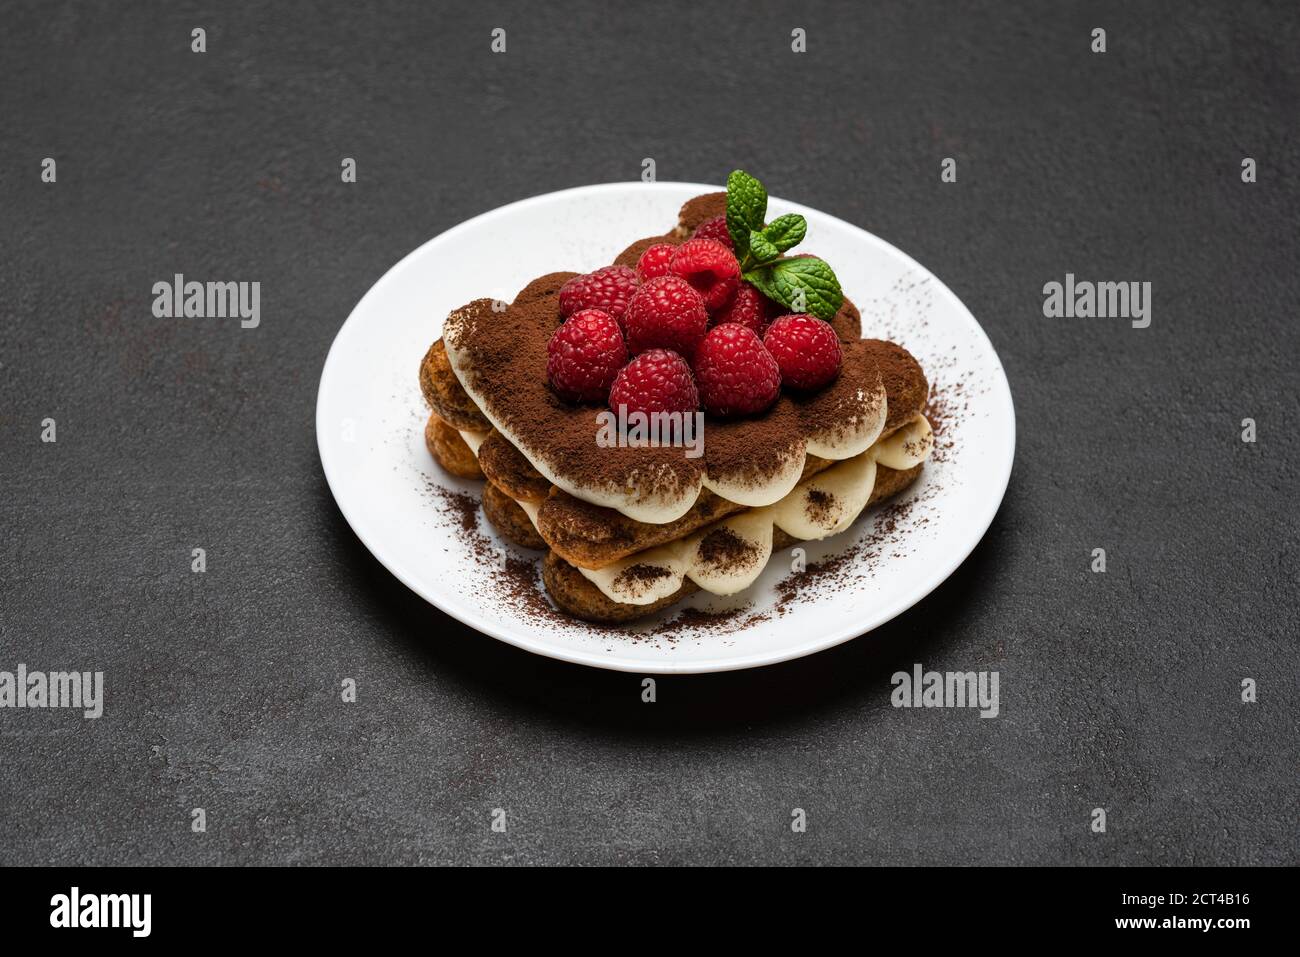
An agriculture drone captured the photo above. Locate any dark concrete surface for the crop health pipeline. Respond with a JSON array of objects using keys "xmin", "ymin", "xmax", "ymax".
[{"xmin": 1, "ymin": 1, "xmax": 1296, "ymax": 866}]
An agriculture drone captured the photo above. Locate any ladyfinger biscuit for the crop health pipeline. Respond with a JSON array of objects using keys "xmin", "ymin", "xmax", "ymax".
[
  {"xmin": 424, "ymin": 413, "xmax": 484, "ymax": 479},
  {"xmin": 482, "ymin": 480, "xmax": 546, "ymax": 549},
  {"xmin": 420, "ymin": 339, "xmax": 491, "ymax": 432},
  {"xmin": 477, "ymin": 430, "xmax": 551, "ymax": 504}
]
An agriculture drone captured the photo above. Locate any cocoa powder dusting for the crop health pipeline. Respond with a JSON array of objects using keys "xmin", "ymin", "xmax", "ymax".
[
  {"xmin": 804, "ymin": 488, "xmax": 836, "ymax": 525},
  {"xmin": 696, "ymin": 526, "xmax": 760, "ymax": 574},
  {"xmin": 773, "ymin": 495, "xmax": 933, "ymax": 618},
  {"xmin": 923, "ymin": 376, "xmax": 971, "ymax": 464},
  {"xmin": 444, "ymin": 489, "xmax": 479, "ymax": 533},
  {"xmin": 613, "ymin": 563, "xmax": 672, "ymax": 597},
  {"xmin": 424, "ymin": 483, "xmax": 559, "ymax": 623}
]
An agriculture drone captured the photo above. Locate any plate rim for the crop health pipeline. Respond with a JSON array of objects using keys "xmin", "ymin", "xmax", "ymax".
[{"xmin": 316, "ymin": 180, "xmax": 1016, "ymax": 674}]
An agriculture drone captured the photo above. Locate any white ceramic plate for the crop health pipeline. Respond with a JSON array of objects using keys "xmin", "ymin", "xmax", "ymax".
[{"xmin": 317, "ymin": 182, "xmax": 1015, "ymax": 673}]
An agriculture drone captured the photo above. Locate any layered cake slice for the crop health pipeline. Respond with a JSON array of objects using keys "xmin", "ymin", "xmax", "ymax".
[{"xmin": 419, "ymin": 173, "xmax": 934, "ymax": 623}]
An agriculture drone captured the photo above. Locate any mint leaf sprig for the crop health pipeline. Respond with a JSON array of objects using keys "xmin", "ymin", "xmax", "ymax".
[{"xmin": 724, "ymin": 169, "xmax": 843, "ymax": 322}]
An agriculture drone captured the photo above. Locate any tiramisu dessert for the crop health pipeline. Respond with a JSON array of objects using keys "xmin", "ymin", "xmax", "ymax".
[{"xmin": 419, "ymin": 171, "xmax": 934, "ymax": 623}]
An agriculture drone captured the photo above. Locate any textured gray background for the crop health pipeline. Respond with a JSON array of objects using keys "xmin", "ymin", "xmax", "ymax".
[{"xmin": 1, "ymin": 1, "xmax": 1296, "ymax": 866}]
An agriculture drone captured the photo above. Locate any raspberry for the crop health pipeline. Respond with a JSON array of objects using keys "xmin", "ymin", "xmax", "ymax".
[
  {"xmin": 692, "ymin": 215, "xmax": 732, "ymax": 249},
  {"xmin": 692, "ymin": 323, "xmax": 781, "ymax": 417},
  {"xmin": 635, "ymin": 243, "xmax": 677, "ymax": 281},
  {"xmin": 559, "ymin": 265, "xmax": 640, "ymax": 322},
  {"xmin": 712, "ymin": 282, "xmax": 780, "ymax": 335},
  {"xmin": 623, "ymin": 276, "xmax": 709, "ymax": 359},
  {"xmin": 763, "ymin": 314, "xmax": 842, "ymax": 390},
  {"xmin": 608, "ymin": 348, "xmax": 699, "ymax": 418},
  {"xmin": 546, "ymin": 309, "xmax": 627, "ymax": 402},
  {"xmin": 669, "ymin": 238, "xmax": 741, "ymax": 311}
]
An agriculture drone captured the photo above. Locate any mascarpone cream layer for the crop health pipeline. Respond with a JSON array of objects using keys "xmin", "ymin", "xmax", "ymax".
[
  {"xmin": 572, "ymin": 414, "xmax": 934, "ymax": 605},
  {"xmin": 459, "ymin": 429, "xmax": 488, "ymax": 455}
]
